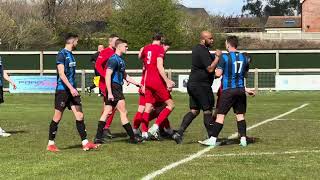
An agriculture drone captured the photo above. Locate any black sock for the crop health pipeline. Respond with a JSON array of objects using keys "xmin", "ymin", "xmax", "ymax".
[
  {"xmin": 95, "ymin": 121, "xmax": 106, "ymax": 140},
  {"xmin": 49, "ymin": 120, "xmax": 59, "ymax": 141},
  {"xmin": 211, "ymin": 122, "xmax": 224, "ymax": 138},
  {"xmin": 76, "ymin": 120, "xmax": 87, "ymax": 141},
  {"xmin": 237, "ymin": 120, "xmax": 247, "ymax": 137},
  {"xmin": 123, "ymin": 123, "xmax": 135, "ymax": 139},
  {"xmin": 204, "ymin": 113, "xmax": 214, "ymax": 137},
  {"xmin": 178, "ymin": 112, "xmax": 198, "ymax": 136}
]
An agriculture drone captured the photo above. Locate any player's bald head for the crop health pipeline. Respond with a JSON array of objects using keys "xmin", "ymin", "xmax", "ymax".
[
  {"xmin": 200, "ymin": 31, "xmax": 214, "ymax": 48},
  {"xmin": 200, "ymin": 31, "xmax": 212, "ymax": 40}
]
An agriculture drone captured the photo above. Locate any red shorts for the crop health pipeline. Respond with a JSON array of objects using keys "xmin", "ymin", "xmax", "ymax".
[{"xmin": 145, "ymin": 85, "xmax": 171, "ymax": 104}]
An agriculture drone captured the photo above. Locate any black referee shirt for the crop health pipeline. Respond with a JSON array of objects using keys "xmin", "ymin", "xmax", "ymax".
[{"xmin": 188, "ymin": 44, "xmax": 214, "ymax": 86}]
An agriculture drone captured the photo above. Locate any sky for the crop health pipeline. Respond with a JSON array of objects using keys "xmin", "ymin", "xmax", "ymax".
[{"xmin": 180, "ymin": 0, "xmax": 245, "ymax": 16}]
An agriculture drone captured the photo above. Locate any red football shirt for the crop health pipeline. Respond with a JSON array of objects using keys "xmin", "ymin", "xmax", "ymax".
[
  {"xmin": 141, "ymin": 44, "xmax": 165, "ymax": 88},
  {"xmin": 95, "ymin": 47, "xmax": 115, "ymax": 96}
]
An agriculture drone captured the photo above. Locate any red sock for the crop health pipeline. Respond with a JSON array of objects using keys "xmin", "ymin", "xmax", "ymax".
[
  {"xmin": 133, "ymin": 112, "xmax": 143, "ymax": 129},
  {"xmin": 141, "ymin": 112, "xmax": 150, "ymax": 132},
  {"xmin": 155, "ymin": 108, "xmax": 172, "ymax": 126},
  {"xmin": 104, "ymin": 109, "xmax": 116, "ymax": 129}
]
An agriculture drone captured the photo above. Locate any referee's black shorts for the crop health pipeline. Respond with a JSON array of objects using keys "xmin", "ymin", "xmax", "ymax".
[
  {"xmin": 217, "ymin": 88, "xmax": 247, "ymax": 115},
  {"xmin": 187, "ymin": 84, "xmax": 214, "ymax": 111},
  {"xmin": 104, "ymin": 83, "xmax": 125, "ymax": 107},
  {"xmin": 0, "ymin": 86, "xmax": 4, "ymax": 104}
]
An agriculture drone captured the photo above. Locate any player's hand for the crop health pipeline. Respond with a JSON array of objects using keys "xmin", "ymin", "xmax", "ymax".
[
  {"xmin": 245, "ymin": 88, "xmax": 256, "ymax": 97},
  {"xmin": 70, "ymin": 88, "xmax": 79, "ymax": 97},
  {"xmin": 108, "ymin": 93, "xmax": 114, "ymax": 101},
  {"xmin": 141, "ymin": 85, "xmax": 145, "ymax": 94},
  {"xmin": 215, "ymin": 49, "xmax": 222, "ymax": 57},
  {"xmin": 166, "ymin": 79, "xmax": 175, "ymax": 89},
  {"xmin": 11, "ymin": 83, "xmax": 17, "ymax": 90}
]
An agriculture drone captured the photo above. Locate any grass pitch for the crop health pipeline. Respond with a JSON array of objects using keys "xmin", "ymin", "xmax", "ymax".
[{"xmin": 0, "ymin": 92, "xmax": 320, "ymax": 179}]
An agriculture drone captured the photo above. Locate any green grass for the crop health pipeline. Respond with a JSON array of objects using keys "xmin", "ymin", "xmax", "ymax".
[{"xmin": 0, "ymin": 92, "xmax": 320, "ymax": 179}]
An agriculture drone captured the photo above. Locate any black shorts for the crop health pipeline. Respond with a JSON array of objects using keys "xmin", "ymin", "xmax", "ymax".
[
  {"xmin": 104, "ymin": 83, "xmax": 125, "ymax": 107},
  {"xmin": 187, "ymin": 84, "xmax": 214, "ymax": 111},
  {"xmin": 54, "ymin": 90, "xmax": 82, "ymax": 111},
  {"xmin": 0, "ymin": 86, "xmax": 4, "ymax": 104},
  {"xmin": 217, "ymin": 88, "xmax": 247, "ymax": 115}
]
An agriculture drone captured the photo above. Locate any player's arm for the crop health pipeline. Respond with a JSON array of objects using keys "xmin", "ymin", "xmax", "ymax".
[
  {"xmin": 215, "ymin": 55, "xmax": 225, "ymax": 77},
  {"xmin": 105, "ymin": 58, "xmax": 118, "ymax": 101},
  {"xmin": 57, "ymin": 64, "xmax": 78, "ymax": 97},
  {"xmin": 157, "ymin": 57, "xmax": 175, "ymax": 89},
  {"xmin": 243, "ymin": 52, "xmax": 251, "ymax": 78},
  {"xmin": 206, "ymin": 50, "xmax": 222, "ymax": 73},
  {"xmin": 105, "ymin": 68, "xmax": 114, "ymax": 101},
  {"xmin": 3, "ymin": 71, "xmax": 16, "ymax": 89},
  {"xmin": 138, "ymin": 47, "xmax": 144, "ymax": 59},
  {"xmin": 124, "ymin": 72, "xmax": 141, "ymax": 87}
]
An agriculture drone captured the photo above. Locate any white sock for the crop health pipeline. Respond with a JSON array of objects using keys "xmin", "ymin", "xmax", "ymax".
[
  {"xmin": 133, "ymin": 128, "xmax": 139, "ymax": 135},
  {"xmin": 240, "ymin": 136, "xmax": 247, "ymax": 142},
  {"xmin": 82, "ymin": 139, "xmax": 89, "ymax": 146},
  {"xmin": 142, "ymin": 132, "xmax": 148, "ymax": 138},
  {"xmin": 209, "ymin": 136, "xmax": 217, "ymax": 143},
  {"xmin": 151, "ymin": 124, "xmax": 159, "ymax": 131},
  {"xmin": 48, "ymin": 140, "xmax": 55, "ymax": 145}
]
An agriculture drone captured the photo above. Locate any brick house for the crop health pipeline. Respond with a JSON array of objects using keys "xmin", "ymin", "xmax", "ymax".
[
  {"xmin": 301, "ymin": 0, "xmax": 320, "ymax": 32},
  {"xmin": 264, "ymin": 16, "xmax": 302, "ymax": 33}
]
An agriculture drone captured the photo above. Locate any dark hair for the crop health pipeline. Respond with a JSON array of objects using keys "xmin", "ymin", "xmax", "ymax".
[
  {"xmin": 115, "ymin": 39, "xmax": 128, "ymax": 47},
  {"xmin": 152, "ymin": 32, "xmax": 164, "ymax": 41},
  {"xmin": 65, "ymin": 33, "xmax": 78, "ymax": 43},
  {"xmin": 109, "ymin": 34, "xmax": 119, "ymax": 38},
  {"xmin": 226, "ymin": 36, "xmax": 239, "ymax": 48}
]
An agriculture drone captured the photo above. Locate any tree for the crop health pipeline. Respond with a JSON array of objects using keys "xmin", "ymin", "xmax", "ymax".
[
  {"xmin": 42, "ymin": 0, "xmax": 56, "ymax": 25},
  {"xmin": 242, "ymin": 0, "xmax": 301, "ymax": 17},
  {"xmin": 263, "ymin": 0, "xmax": 293, "ymax": 16},
  {"xmin": 16, "ymin": 19, "xmax": 54, "ymax": 50},
  {"xmin": 0, "ymin": 9, "xmax": 18, "ymax": 50},
  {"xmin": 109, "ymin": 0, "xmax": 184, "ymax": 50},
  {"xmin": 242, "ymin": 0, "xmax": 264, "ymax": 17}
]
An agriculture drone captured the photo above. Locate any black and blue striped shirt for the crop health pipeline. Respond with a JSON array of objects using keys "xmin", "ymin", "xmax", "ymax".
[{"xmin": 217, "ymin": 52, "xmax": 249, "ymax": 91}]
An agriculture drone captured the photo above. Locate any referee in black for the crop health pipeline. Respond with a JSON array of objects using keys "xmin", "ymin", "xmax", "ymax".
[{"xmin": 173, "ymin": 31, "xmax": 222, "ymax": 144}]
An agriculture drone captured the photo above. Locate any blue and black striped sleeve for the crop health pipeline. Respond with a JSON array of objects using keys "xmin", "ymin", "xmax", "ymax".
[
  {"xmin": 107, "ymin": 57, "xmax": 118, "ymax": 71},
  {"xmin": 56, "ymin": 53, "xmax": 65, "ymax": 65},
  {"xmin": 217, "ymin": 55, "xmax": 226, "ymax": 70}
]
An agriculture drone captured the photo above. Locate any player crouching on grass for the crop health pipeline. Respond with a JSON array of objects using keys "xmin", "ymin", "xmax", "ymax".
[
  {"xmin": 0, "ymin": 56, "xmax": 17, "ymax": 137},
  {"xmin": 199, "ymin": 36, "xmax": 252, "ymax": 147},
  {"xmin": 47, "ymin": 33, "xmax": 98, "ymax": 152},
  {"xmin": 94, "ymin": 39, "xmax": 143, "ymax": 144}
]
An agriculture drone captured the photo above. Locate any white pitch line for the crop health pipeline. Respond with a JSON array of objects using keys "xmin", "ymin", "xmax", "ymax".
[
  {"xmin": 275, "ymin": 118, "xmax": 320, "ymax": 121},
  {"xmin": 205, "ymin": 149, "xmax": 320, "ymax": 157},
  {"xmin": 141, "ymin": 103, "xmax": 309, "ymax": 180}
]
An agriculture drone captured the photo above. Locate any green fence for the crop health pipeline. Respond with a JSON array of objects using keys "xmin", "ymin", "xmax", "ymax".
[{"xmin": 2, "ymin": 50, "xmax": 320, "ymax": 70}]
